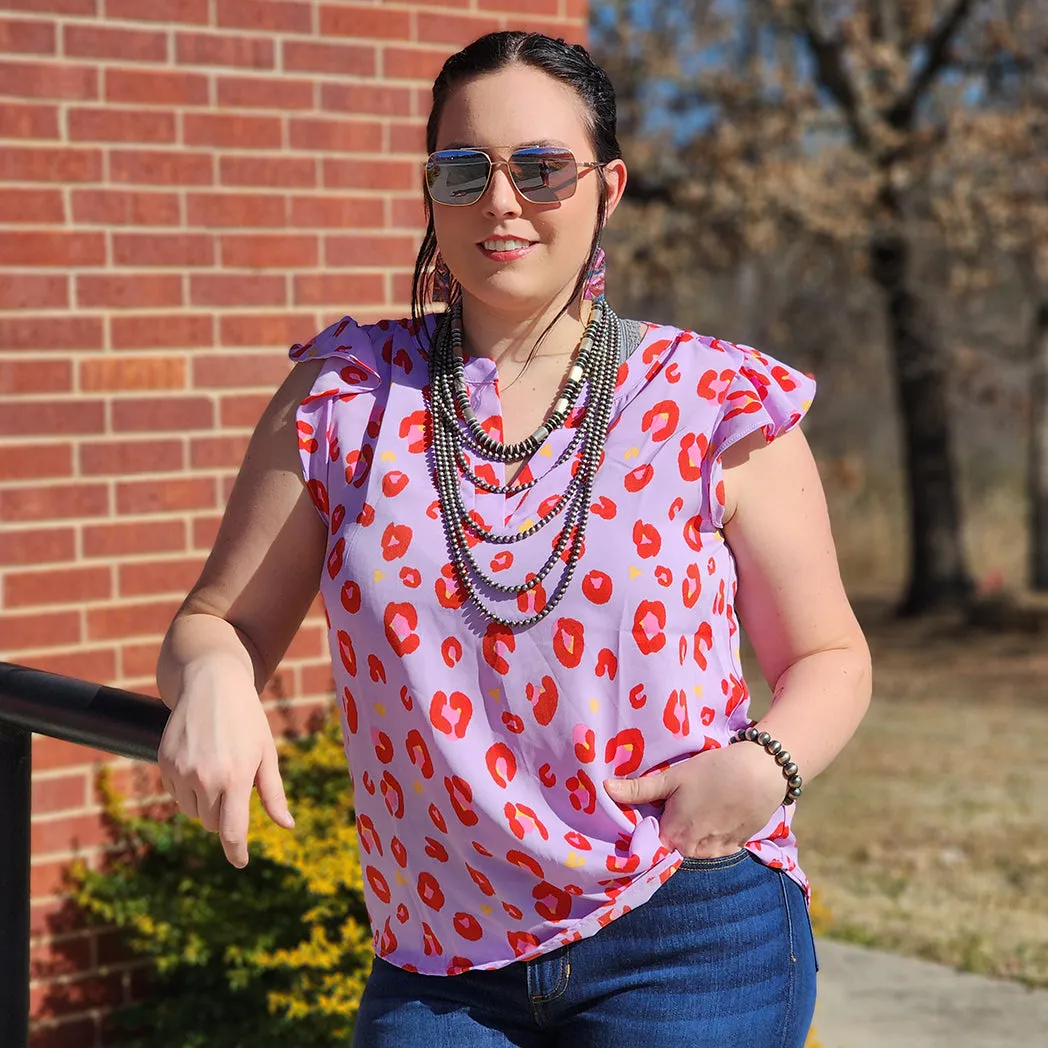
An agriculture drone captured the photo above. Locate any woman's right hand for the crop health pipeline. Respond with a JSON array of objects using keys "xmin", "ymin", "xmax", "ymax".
[{"xmin": 158, "ymin": 657, "xmax": 294, "ymax": 868}]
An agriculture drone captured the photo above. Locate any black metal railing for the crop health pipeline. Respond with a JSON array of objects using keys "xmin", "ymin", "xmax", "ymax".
[{"xmin": 0, "ymin": 662, "xmax": 169, "ymax": 1048}]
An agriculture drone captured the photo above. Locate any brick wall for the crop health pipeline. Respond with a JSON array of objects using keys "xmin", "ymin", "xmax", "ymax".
[{"xmin": 0, "ymin": 2, "xmax": 587, "ymax": 1043}]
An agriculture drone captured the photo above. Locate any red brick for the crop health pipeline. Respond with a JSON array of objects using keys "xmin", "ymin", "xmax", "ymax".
[
  {"xmin": 294, "ymin": 272, "xmax": 385, "ymax": 306},
  {"xmin": 105, "ymin": 67, "xmax": 209, "ymax": 107},
  {"xmin": 77, "ymin": 274, "xmax": 183, "ymax": 310},
  {"xmin": 218, "ymin": 312, "xmax": 318, "ymax": 350},
  {"xmin": 0, "ymin": 17, "xmax": 55, "ymax": 53},
  {"xmin": 110, "ymin": 313, "xmax": 214, "ymax": 351},
  {"xmin": 68, "ymin": 106, "xmax": 176, "ymax": 144},
  {"xmin": 0, "ymin": 527, "xmax": 76, "ymax": 567},
  {"xmin": 30, "ymin": 933, "xmax": 93, "ymax": 979},
  {"xmin": 0, "ymin": 187, "xmax": 65, "ymax": 224},
  {"xmin": 0, "ymin": 60, "xmax": 97, "ymax": 101},
  {"xmin": 284, "ymin": 623, "xmax": 326, "ymax": 659},
  {"xmin": 31, "ymin": 737, "xmax": 111, "ymax": 774},
  {"xmin": 320, "ymin": 82, "xmax": 413, "ymax": 117},
  {"xmin": 320, "ymin": 5, "xmax": 411, "ymax": 39},
  {"xmin": 99, "ymin": 759, "xmax": 165, "ymax": 803},
  {"xmin": 0, "ymin": 232, "xmax": 104, "ymax": 268},
  {"xmin": 415, "ymin": 11, "xmax": 503, "ymax": 46},
  {"xmin": 220, "ymin": 233, "xmax": 318, "ymax": 269},
  {"xmin": 31, "ymin": 811, "xmax": 110, "ymax": 856},
  {"xmin": 111, "ymin": 396, "xmax": 213, "ymax": 432},
  {"xmin": 118, "ymin": 557, "xmax": 203, "ymax": 598},
  {"xmin": 282, "ymin": 40, "xmax": 377, "ymax": 77},
  {"xmin": 0, "ymin": 358, "xmax": 72, "ymax": 394},
  {"xmin": 186, "ymin": 191, "xmax": 287, "ymax": 228},
  {"xmin": 0, "ymin": 101, "xmax": 60, "ymax": 139},
  {"xmin": 265, "ymin": 697, "xmax": 329, "ymax": 736},
  {"xmin": 3, "ymin": 0, "xmax": 97, "ymax": 13},
  {"xmin": 189, "ymin": 433, "xmax": 251, "ymax": 468},
  {"xmin": 509, "ymin": 19, "xmax": 587, "ymax": 44},
  {"xmin": 288, "ymin": 116, "xmax": 383, "ymax": 153},
  {"xmin": 0, "ymin": 399, "xmax": 105, "ymax": 437},
  {"xmin": 298, "ymin": 660, "xmax": 335, "ymax": 698},
  {"xmin": 191, "ymin": 512, "xmax": 223, "ymax": 548},
  {"xmin": 112, "ymin": 233, "xmax": 214, "ymax": 267},
  {"xmin": 220, "ymin": 154, "xmax": 317, "ymax": 188},
  {"xmin": 564, "ymin": 0, "xmax": 588, "ymax": 17},
  {"xmin": 289, "ymin": 194, "xmax": 379, "ymax": 229},
  {"xmin": 79, "ymin": 439, "xmax": 184, "ymax": 476},
  {"xmin": 0, "ymin": 442, "xmax": 72, "ymax": 481},
  {"xmin": 192, "ymin": 352, "xmax": 290, "ymax": 389},
  {"xmin": 82, "ymin": 519, "xmax": 186, "ymax": 559},
  {"xmin": 71, "ymin": 188, "xmax": 180, "ymax": 226},
  {"xmin": 5, "ymin": 565, "xmax": 112, "ymax": 608},
  {"xmin": 0, "ymin": 315, "xmax": 102, "ymax": 353},
  {"xmin": 92, "ymin": 926, "xmax": 136, "ymax": 968},
  {"xmin": 188, "ymin": 272, "xmax": 287, "ymax": 308},
  {"xmin": 389, "ymin": 120, "xmax": 426, "ymax": 154},
  {"xmin": 109, "ymin": 148, "xmax": 213, "ymax": 186},
  {"xmin": 0, "ymin": 145, "xmax": 102, "ymax": 183},
  {"xmin": 218, "ymin": 391, "xmax": 271, "ymax": 427},
  {"xmin": 105, "ymin": 0, "xmax": 209, "ymax": 25},
  {"xmin": 322, "ymin": 156, "xmax": 416, "ymax": 190},
  {"xmin": 391, "ymin": 195, "xmax": 426, "ymax": 229},
  {"xmin": 86, "ymin": 599, "xmax": 181, "ymax": 641},
  {"xmin": 79, "ymin": 355, "xmax": 186, "ymax": 391},
  {"xmin": 0, "ymin": 610, "xmax": 81, "ymax": 651},
  {"xmin": 176, "ymin": 31, "xmax": 275, "ymax": 68},
  {"xmin": 183, "ymin": 112, "xmax": 283, "ymax": 150},
  {"xmin": 0, "ymin": 274, "xmax": 69, "ymax": 312},
  {"xmin": 63, "ymin": 23, "xmax": 167, "ymax": 62},
  {"xmin": 31, "ymin": 773, "xmax": 90, "ymax": 817},
  {"xmin": 383, "ymin": 46, "xmax": 449, "ymax": 83},
  {"xmin": 22, "ymin": 648, "xmax": 117, "ymax": 684},
  {"xmin": 30, "ymin": 896, "xmax": 91, "ymax": 942},
  {"xmin": 390, "ymin": 269, "xmax": 415, "ymax": 308},
  {"xmin": 217, "ymin": 73, "xmax": 314, "ymax": 110},
  {"xmin": 479, "ymin": 0, "xmax": 557, "ymax": 10},
  {"xmin": 29, "ymin": 968, "xmax": 125, "ymax": 1019},
  {"xmin": 115, "ymin": 476, "xmax": 216, "ymax": 515},
  {"xmin": 216, "ymin": 0, "xmax": 313, "ymax": 33},
  {"xmin": 325, "ymin": 233, "xmax": 417, "ymax": 268},
  {"xmin": 0, "ymin": 483, "xmax": 108, "ymax": 523},
  {"xmin": 28, "ymin": 1016, "xmax": 98, "ymax": 1048}
]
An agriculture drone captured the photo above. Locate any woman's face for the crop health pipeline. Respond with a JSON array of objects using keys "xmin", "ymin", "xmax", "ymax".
[{"xmin": 430, "ymin": 63, "xmax": 627, "ymax": 315}]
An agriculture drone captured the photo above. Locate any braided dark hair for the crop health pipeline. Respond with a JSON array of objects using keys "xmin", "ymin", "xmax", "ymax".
[{"xmin": 410, "ymin": 32, "xmax": 623, "ymax": 349}]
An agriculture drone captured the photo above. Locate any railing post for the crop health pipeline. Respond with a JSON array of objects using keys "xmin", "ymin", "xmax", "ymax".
[{"xmin": 0, "ymin": 723, "xmax": 31, "ymax": 1048}]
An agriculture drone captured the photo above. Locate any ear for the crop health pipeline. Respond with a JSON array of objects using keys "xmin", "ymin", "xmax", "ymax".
[{"xmin": 601, "ymin": 158, "xmax": 628, "ymax": 222}]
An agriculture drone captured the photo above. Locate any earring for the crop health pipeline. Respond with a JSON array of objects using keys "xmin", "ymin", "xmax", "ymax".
[
  {"xmin": 431, "ymin": 252, "xmax": 454, "ymax": 304},
  {"xmin": 583, "ymin": 247, "xmax": 606, "ymax": 302}
]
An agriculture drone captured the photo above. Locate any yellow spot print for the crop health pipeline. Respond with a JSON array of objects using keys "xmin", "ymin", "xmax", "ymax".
[
  {"xmin": 693, "ymin": 685, "xmax": 703, "ymax": 699},
  {"xmin": 566, "ymin": 851, "xmax": 586, "ymax": 868},
  {"xmin": 519, "ymin": 519, "xmax": 534, "ymax": 532},
  {"xmin": 374, "ymin": 703, "xmax": 386, "ymax": 717},
  {"xmin": 395, "ymin": 870, "xmax": 408, "ymax": 886},
  {"xmin": 539, "ymin": 444, "xmax": 552, "ymax": 457},
  {"xmin": 413, "ymin": 780, "xmax": 424, "ymax": 794},
  {"xmin": 381, "ymin": 450, "xmax": 397, "ymax": 462},
  {"xmin": 488, "ymin": 689, "xmax": 501, "ymax": 703},
  {"xmin": 589, "ymin": 698, "xmax": 599, "ymax": 713},
  {"xmin": 374, "ymin": 569, "xmax": 386, "ymax": 583},
  {"xmin": 624, "ymin": 446, "xmax": 639, "ymax": 460},
  {"xmin": 480, "ymin": 904, "xmax": 493, "ymax": 916},
  {"xmin": 629, "ymin": 566, "xmax": 641, "ymax": 579}
]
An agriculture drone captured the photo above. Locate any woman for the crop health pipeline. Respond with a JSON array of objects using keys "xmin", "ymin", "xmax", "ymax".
[{"xmin": 157, "ymin": 31, "xmax": 871, "ymax": 1048}]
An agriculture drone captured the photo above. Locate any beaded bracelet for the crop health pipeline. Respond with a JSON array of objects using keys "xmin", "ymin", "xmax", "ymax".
[{"xmin": 729, "ymin": 727, "xmax": 804, "ymax": 805}]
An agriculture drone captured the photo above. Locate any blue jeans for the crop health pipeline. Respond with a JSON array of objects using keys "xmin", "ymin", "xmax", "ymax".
[{"xmin": 351, "ymin": 850, "xmax": 818, "ymax": 1047}]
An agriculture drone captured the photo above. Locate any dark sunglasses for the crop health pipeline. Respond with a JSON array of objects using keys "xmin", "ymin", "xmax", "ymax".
[{"xmin": 424, "ymin": 146, "xmax": 604, "ymax": 206}]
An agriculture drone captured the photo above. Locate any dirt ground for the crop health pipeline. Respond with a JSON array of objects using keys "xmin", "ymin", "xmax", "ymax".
[{"xmin": 746, "ymin": 595, "xmax": 1048, "ymax": 988}]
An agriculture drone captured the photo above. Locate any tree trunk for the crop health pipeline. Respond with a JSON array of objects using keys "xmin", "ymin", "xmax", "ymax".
[
  {"xmin": 1029, "ymin": 300, "xmax": 1048, "ymax": 590},
  {"xmin": 869, "ymin": 227, "xmax": 974, "ymax": 614}
]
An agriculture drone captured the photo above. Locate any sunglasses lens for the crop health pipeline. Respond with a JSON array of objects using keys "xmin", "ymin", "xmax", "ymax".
[
  {"xmin": 426, "ymin": 150, "xmax": 490, "ymax": 205},
  {"xmin": 510, "ymin": 148, "xmax": 578, "ymax": 202}
]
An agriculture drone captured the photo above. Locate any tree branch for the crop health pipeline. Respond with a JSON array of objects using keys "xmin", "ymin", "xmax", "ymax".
[{"xmin": 887, "ymin": 0, "xmax": 977, "ymax": 128}]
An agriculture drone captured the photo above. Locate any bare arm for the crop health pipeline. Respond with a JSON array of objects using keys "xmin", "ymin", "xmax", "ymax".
[{"xmin": 155, "ymin": 358, "xmax": 328, "ymax": 867}]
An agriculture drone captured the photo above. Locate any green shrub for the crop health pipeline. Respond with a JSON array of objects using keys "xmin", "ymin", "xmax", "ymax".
[{"xmin": 71, "ymin": 713, "xmax": 372, "ymax": 1048}]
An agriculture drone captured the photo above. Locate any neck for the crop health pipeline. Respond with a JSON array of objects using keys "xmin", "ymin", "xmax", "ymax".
[{"xmin": 458, "ymin": 291, "xmax": 594, "ymax": 369}]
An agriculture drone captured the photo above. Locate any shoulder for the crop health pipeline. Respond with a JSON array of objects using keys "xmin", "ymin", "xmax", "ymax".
[{"xmin": 289, "ymin": 313, "xmax": 430, "ymax": 366}]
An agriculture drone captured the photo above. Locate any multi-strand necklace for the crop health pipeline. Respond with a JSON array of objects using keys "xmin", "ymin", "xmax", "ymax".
[{"xmin": 428, "ymin": 298, "xmax": 621, "ymax": 627}]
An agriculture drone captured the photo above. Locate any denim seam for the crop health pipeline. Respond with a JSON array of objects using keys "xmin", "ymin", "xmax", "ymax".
[
  {"xmin": 529, "ymin": 950, "xmax": 571, "ymax": 1004},
  {"xmin": 678, "ymin": 849, "xmax": 750, "ymax": 871},
  {"xmin": 778, "ymin": 871, "xmax": 798, "ymax": 1048}
]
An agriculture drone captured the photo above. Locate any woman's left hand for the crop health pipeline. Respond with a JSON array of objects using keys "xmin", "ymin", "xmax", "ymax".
[{"xmin": 603, "ymin": 741, "xmax": 787, "ymax": 859}]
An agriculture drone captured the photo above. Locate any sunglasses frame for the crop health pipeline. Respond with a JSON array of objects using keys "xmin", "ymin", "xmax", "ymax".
[{"xmin": 424, "ymin": 146, "xmax": 605, "ymax": 206}]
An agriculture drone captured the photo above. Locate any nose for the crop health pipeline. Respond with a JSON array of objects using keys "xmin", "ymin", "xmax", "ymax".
[{"xmin": 481, "ymin": 160, "xmax": 523, "ymax": 218}]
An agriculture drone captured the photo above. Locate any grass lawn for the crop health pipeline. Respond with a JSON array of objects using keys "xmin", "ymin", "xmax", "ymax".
[{"xmin": 745, "ymin": 596, "xmax": 1048, "ymax": 988}]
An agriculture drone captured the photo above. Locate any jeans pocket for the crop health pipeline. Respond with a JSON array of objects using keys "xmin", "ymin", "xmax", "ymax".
[{"xmin": 677, "ymin": 847, "xmax": 750, "ymax": 870}]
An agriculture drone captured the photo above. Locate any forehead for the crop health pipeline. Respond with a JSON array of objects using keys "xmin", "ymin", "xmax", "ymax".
[{"xmin": 435, "ymin": 64, "xmax": 591, "ymax": 151}]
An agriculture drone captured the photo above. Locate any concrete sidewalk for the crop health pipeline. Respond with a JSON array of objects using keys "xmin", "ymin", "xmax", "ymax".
[{"xmin": 812, "ymin": 939, "xmax": 1048, "ymax": 1047}]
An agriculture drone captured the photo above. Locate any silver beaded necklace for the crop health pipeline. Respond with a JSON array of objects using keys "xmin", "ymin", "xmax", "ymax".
[{"xmin": 428, "ymin": 299, "xmax": 623, "ymax": 628}]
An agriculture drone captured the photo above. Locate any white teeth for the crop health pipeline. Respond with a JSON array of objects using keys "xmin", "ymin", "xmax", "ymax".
[{"xmin": 482, "ymin": 239, "xmax": 532, "ymax": 252}]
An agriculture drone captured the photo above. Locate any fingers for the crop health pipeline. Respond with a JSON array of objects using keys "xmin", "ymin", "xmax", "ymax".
[
  {"xmin": 217, "ymin": 781, "xmax": 254, "ymax": 869},
  {"xmin": 604, "ymin": 767, "xmax": 672, "ymax": 805},
  {"xmin": 255, "ymin": 743, "xmax": 295, "ymax": 830}
]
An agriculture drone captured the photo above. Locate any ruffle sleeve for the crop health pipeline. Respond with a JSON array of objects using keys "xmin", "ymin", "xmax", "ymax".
[
  {"xmin": 288, "ymin": 316, "xmax": 384, "ymax": 527},
  {"xmin": 706, "ymin": 341, "xmax": 816, "ymax": 529}
]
